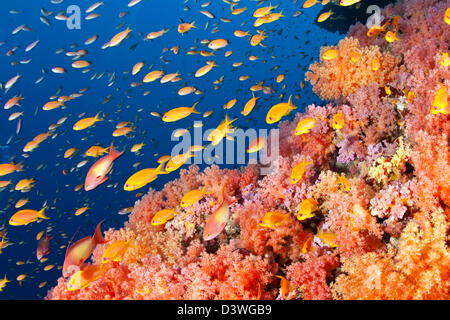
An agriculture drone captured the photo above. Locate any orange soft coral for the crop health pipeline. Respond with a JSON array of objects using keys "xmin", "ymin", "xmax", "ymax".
[
  {"xmin": 332, "ymin": 210, "xmax": 450, "ymax": 299},
  {"xmin": 305, "ymin": 37, "xmax": 401, "ymax": 100}
]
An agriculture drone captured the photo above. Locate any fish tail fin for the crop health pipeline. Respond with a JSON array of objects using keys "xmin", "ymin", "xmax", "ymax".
[
  {"xmin": 288, "ymin": 95, "xmax": 297, "ymax": 111},
  {"xmin": 93, "ymin": 220, "xmax": 107, "ymax": 245},
  {"xmin": 208, "ymin": 60, "xmax": 218, "ymax": 67},
  {"xmin": 95, "ymin": 112, "xmax": 104, "ymax": 121},
  {"xmin": 156, "ymin": 161, "xmax": 169, "ymax": 175},
  {"xmin": 108, "ymin": 142, "xmax": 124, "ymax": 161},
  {"xmin": 201, "ymin": 185, "xmax": 213, "ymax": 194},
  {"xmin": 191, "ymin": 21, "xmax": 197, "ymax": 28},
  {"xmin": 191, "ymin": 102, "xmax": 200, "ymax": 114},
  {"xmin": 38, "ymin": 207, "xmax": 49, "ymax": 220},
  {"xmin": 16, "ymin": 161, "xmax": 24, "ymax": 171}
]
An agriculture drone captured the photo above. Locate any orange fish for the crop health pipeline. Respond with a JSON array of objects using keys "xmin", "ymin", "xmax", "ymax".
[
  {"xmin": 84, "ymin": 142, "xmax": 123, "ymax": 191},
  {"xmin": 195, "ymin": 61, "xmax": 218, "ymax": 77},
  {"xmin": 259, "ymin": 211, "xmax": 290, "ymax": 229},
  {"xmin": 303, "ymin": 0, "xmax": 318, "ymax": 8},
  {"xmin": 9, "ymin": 207, "xmax": 48, "ymax": 226},
  {"xmin": 178, "ymin": 21, "xmax": 196, "ymax": 34},
  {"xmin": 0, "ymin": 162, "xmax": 23, "ymax": 176},
  {"xmin": 322, "ymin": 49, "xmax": 338, "ymax": 60},
  {"xmin": 67, "ymin": 264, "xmax": 105, "ymax": 291},
  {"xmin": 37, "ymin": 233, "xmax": 52, "ymax": 260},
  {"xmin": 151, "ymin": 208, "xmax": 176, "ymax": 226},
  {"xmin": 290, "ymin": 157, "xmax": 312, "ymax": 184},
  {"xmin": 203, "ymin": 184, "xmax": 235, "ymax": 241},
  {"xmin": 247, "ymin": 137, "xmax": 266, "ymax": 153},
  {"xmin": 431, "ymin": 83, "xmax": 448, "ymax": 115},
  {"xmin": 108, "ymin": 27, "xmax": 132, "ymax": 47},
  {"xmin": 62, "ymin": 221, "xmax": 107, "ymax": 278},
  {"xmin": 275, "ymin": 275, "xmax": 292, "ymax": 299}
]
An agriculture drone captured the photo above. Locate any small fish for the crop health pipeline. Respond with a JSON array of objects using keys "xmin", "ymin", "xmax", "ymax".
[
  {"xmin": 241, "ymin": 93, "xmax": 258, "ymax": 116},
  {"xmin": 118, "ymin": 207, "xmax": 133, "ymax": 215},
  {"xmin": 0, "ymin": 276, "xmax": 10, "ymax": 292},
  {"xmin": 151, "ymin": 208, "xmax": 176, "ymax": 226},
  {"xmin": 180, "ymin": 186, "xmax": 210, "ymax": 207},
  {"xmin": 431, "ymin": 83, "xmax": 448, "ymax": 115},
  {"xmin": 75, "ymin": 207, "xmax": 89, "ymax": 216},
  {"xmin": 317, "ymin": 10, "xmax": 333, "ymax": 23},
  {"xmin": 67, "ymin": 264, "xmax": 105, "ymax": 291},
  {"xmin": 366, "ymin": 24, "xmax": 386, "ymax": 38},
  {"xmin": 253, "ymin": 4, "xmax": 275, "ymax": 17},
  {"xmin": 84, "ymin": 142, "xmax": 123, "ymax": 191},
  {"xmin": 37, "ymin": 233, "xmax": 52, "ymax": 260},
  {"xmin": 338, "ymin": 173, "xmax": 350, "ymax": 192},
  {"xmin": 266, "ymin": 95, "xmax": 296, "ymax": 124},
  {"xmin": 207, "ymin": 115, "xmax": 236, "ymax": 146},
  {"xmin": 64, "ymin": 148, "xmax": 77, "ymax": 159},
  {"xmin": 259, "ymin": 211, "xmax": 290, "ymax": 229},
  {"xmin": 247, "ymin": 137, "xmax": 266, "ymax": 153},
  {"xmin": 290, "ymin": 157, "xmax": 312, "ymax": 184},
  {"xmin": 124, "ymin": 162, "xmax": 167, "ymax": 191},
  {"xmin": 275, "ymin": 275, "xmax": 292, "ymax": 300},
  {"xmin": 340, "ymin": 0, "xmax": 361, "ymax": 6},
  {"xmin": 102, "ymin": 237, "xmax": 136, "ymax": 263},
  {"xmin": 440, "ymin": 52, "xmax": 450, "ymax": 67},
  {"xmin": 9, "ymin": 207, "xmax": 48, "ymax": 226},
  {"xmin": 303, "ymin": 0, "xmax": 318, "ymax": 9},
  {"xmin": 73, "ymin": 112, "xmax": 103, "ymax": 131},
  {"xmin": 322, "ymin": 49, "xmax": 338, "ymax": 60},
  {"xmin": 178, "ymin": 21, "xmax": 196, "ymax": 34},
  {"xmin": 331, "ymin": 112, "xmax": 344, "ymax": 130},
  {"xmin": 162, "ymin": 102, "xmax": 200, "ymax": 122},
  {"xmin": 297, "ymin": 198, "xmax": 318, "ymax": 220},
  {"xmin": 203, "ymin": 185, "xmax": 234, "ymax": 241},
  {"xmin": 108, "ymin": 27, "xmax": 132, "ymax": 47},
  {"xmin": 165, "ymin": 151, "xmax": 195, "ymax": 172},
  {"xmin": 63, "ymin": 221, "xmax": 107, "ymax": 278},
  {"xmin": 372, "ymin": 58, "xmax": 381, "ymax": 71},
  {"xmin": 316, "ymin": 228, "xmax": 339, "ymax": 247},
  {"xmin": 195, "ymin": 61, "xmax": 217, "ymax": 77},
  {"xmin": 295, "ymin": 117, "xmax": 316, "ymax": 135},
  {"xmin": 85, "ymin": 146, "xmax": 109, "ymax": 158},
  {"xmin": 0, "ymin": 162, "xmax": 23, "ymax": 177},
  {"xmin": 385, "ymin": 31, "xmax": 400, "ymax": 43}
]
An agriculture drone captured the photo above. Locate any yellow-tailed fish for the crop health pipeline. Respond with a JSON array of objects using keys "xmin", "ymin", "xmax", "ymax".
[{"xmin": 290, "ymin": 157, "xmax": 312, "ymax": 184}]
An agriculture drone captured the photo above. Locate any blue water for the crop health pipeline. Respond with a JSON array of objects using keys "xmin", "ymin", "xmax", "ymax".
[{"xmin": 0, "ymin": 0, "xmax": 345, "ymax": 299}]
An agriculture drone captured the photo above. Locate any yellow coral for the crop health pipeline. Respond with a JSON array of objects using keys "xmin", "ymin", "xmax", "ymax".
[{"xmin": 368, "ymin": 137, "xmax": 411, "ymax": 185}]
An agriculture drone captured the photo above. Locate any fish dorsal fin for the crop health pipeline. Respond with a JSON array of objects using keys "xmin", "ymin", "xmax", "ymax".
[
  {"xmin": 93, "ymin": 220, "xmax": 107, "ymax": 245},
  {"xmin": 65, "ymin": 226, "xmax": 81, "ymax": 258}
]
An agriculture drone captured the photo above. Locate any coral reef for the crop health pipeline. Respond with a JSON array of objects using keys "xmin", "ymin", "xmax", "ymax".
[{"xmin": 47, "ymin": 0, "xmax": 449, "ymax": 300}]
